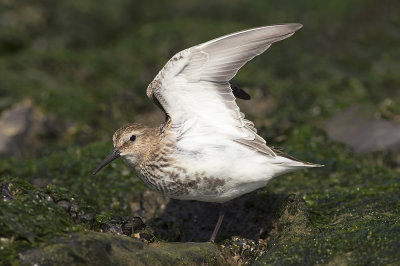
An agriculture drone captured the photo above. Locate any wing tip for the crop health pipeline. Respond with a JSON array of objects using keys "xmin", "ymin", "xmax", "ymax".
[
  {"xmin": 284, "ymin": 23, "xmax": 303, "ymax": 32},
  {"xmin": 267, "ymin": 23, "xmax": 303, "ymax": 36},
  {"xmin": 196, "ymin": 23, "xmax": 303, "ymax": 49},
  {"xmin": 253, "ymin": 23, "xmax": 303, "ymax": 32}
]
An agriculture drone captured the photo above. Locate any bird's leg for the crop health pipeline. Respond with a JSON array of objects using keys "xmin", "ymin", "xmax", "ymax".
[{"xmin": 209, "ymin": 204, "xmax": 226, "ymax": 242}]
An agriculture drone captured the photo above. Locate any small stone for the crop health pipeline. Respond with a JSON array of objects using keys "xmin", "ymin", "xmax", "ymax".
[
  {"xmin": 258, "ymin": 239, "xmax": 267, "ymax": 248},
  {"xmin": 134, "ymin": 190, "xmax": 169, "ymax": 220},
  {"xmin": 79, "ymin": 213, "xmax": 94, "ymax": 224},
  {"xmin": 139, "ymin": 232, "xmax": 154, "ymax": 242},
  {"xmin": 111, "ymin": 216, "xmax": 123, "ymax": 223},
  {"xmin": 122, "ymin": 217, "xmax": 146, "ymax": 236},
  {"xmin": 70, "ymin": 211, "xmax": 81, "ymax": 224},
  {"xmin": 221, "ymin": 236, "xmax": 268, "ymax": 264},
  {"xmin": 45, "ymin": 194, "xmax": 54, "ymax": 202},
  {"xmin": 1, "ymin": 183, "xmax": 13, "ymax": 201},
  {"xmin": 121, "ymin": 221, "xmax": 132, "ymax": 236},
  {"xmin": 132, "ymin": 217, "xmax": 146, "ymax": 233},
  {"xmin": 70, "ymin": 203, "xmax": 79, "ymax": 213},
  {"xmin": 101, "ymin": 223, "xmax": 123, "ymax": 235},
  {"xmin": 56, "ymin": 199, "xmax": 71, "ymax": 212}
]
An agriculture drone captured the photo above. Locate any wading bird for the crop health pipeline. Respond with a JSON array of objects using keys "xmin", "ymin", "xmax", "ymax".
[{"xmin": 93, "ymin": 24, "xmax": 322, "ymax": 242}]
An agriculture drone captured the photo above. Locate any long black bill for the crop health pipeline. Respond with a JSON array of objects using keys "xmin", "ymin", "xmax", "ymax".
[{"xmin": 92, "ymin": 147, "xmax": 120, "ymax": 175}]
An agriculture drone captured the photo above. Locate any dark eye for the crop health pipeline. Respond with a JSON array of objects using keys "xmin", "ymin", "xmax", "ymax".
[{"xmin": 129, "ymin": 135, "xmax": 136, "ymax": 141}]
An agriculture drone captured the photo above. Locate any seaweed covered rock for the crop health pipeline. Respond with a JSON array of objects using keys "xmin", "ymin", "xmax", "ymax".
[
  {"xmin": 0, "ymin": 177, "xmax": 234, "ymax": 265},
  {"xmin": 19, "ymin": 232, "xmax": 234, "ymax": 265},
  {"xmin": 0, "ymin": 178, "xmax": 86, "ymax": 264}
]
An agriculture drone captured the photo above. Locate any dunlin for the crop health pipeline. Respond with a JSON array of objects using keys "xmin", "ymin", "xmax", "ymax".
[{"xmin": 93, "ymin": 24, "xmax": 322, "ymax": 242}]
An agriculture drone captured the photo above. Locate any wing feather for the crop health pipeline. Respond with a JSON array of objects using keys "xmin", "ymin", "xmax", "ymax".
[{"xmin": 146, "ymin": 24, "xmax": 302, "ymax": 157}]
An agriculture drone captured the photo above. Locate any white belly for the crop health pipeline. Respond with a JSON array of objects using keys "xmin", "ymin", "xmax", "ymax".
[
  {"xmin": 133, "ymin": 139, "xmax": 301, "ymax": 203},
  {"xmin": 149, "ymin": 142, "xmax": 280, "ymax": 203}
]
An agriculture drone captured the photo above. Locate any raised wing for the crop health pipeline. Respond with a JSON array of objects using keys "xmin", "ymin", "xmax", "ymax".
[{"xmin": 146, "ymin": 24, "xmax": 302, "ymax": 156}]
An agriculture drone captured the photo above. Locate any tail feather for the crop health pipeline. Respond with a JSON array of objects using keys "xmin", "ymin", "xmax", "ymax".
[
  {"xmin": 276, "ymin": 161, "xmax": 324, "ymax": 168},
  {"xmin": 272, "ymin": 148, "xmax": 324, "ymax": 168}
]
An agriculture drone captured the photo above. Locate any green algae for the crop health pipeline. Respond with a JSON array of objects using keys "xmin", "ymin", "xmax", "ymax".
[
  {"xmin": 0, "ymin": 178, "xmax": 79, "ymax": 242},
  {"xmin": 255, "ymin": 126, "xmax": 400, "ymax": 264},
  {"xmin": 0, "ymin": 178, "xmax": 85, "ymax": 265},
  {"xmin": 258, "ymin": 216, "xmax": 400, "ymax": 265},
  {"xmin": 18, "ymin": 232, "xmax": 234, "ymax": 265},
  {"xmin": 0, "ymin": 142, "xmax": 146, "ymax": 216}
]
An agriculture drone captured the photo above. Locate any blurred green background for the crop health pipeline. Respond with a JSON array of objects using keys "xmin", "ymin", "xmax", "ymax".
[
  {"xmin": 1, "ymin": 0, "xmax": 399, "ymax": 153},
  {"xmin": 1, "ymin": 0, "xmax": 400, "ymax": 264}
]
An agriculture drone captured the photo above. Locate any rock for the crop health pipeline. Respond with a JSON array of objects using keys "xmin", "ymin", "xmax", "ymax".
[
  {"xmin": 325, "ymin": 105, "xmax": 400, "ymax": 153},
  {"xmin": 101, "ymin": 222, "xmax": 123, "ymax": 235},
  {"xmin": 0, "ymin": 100, "xmax": 60, "ymax": 157},
  {"xmin": 56, "ymin": 199, "xmax": 71, "ymax": 212},
  {"xmin": 79, "ymin": 213, "xmax": 94, "ymax": 224},
  {"xmin": 255, "ymin": 195, "xmax": 316, "ymax": 264},
  {"xmin": 132, "ymin": 217, "xmax": 146, "ymax": 232},
  {"xmin": 266, "ymin": 194, "xmax": 313, "ymax": 240},
  {"xmin": 19, "ymin": 232, "xmax": 235, "ymax": 265},
  {"xmin": 121, "ymin": 217, "xmax": 146, "ymax": 236},
  {"xmin": 131, "ymin": 190, "xmax": 170, "ymax": 221},
  {"xmin": 0, "ymin": 100, "xmax": 33, "ymax": 155},
  {"xmin": 1, "ymin": 183, "xmax": 13, "ymax": 202}
]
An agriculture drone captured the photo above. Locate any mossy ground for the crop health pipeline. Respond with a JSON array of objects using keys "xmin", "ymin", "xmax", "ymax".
[{"xmin": 1, "ymin": 0, "xmax": 400, "ymax": 264}]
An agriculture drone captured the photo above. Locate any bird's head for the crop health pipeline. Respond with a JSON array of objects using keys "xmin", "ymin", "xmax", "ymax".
[{"xmin": 93, "ymin": 123, "xmax": 158, "ymax": 175}]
